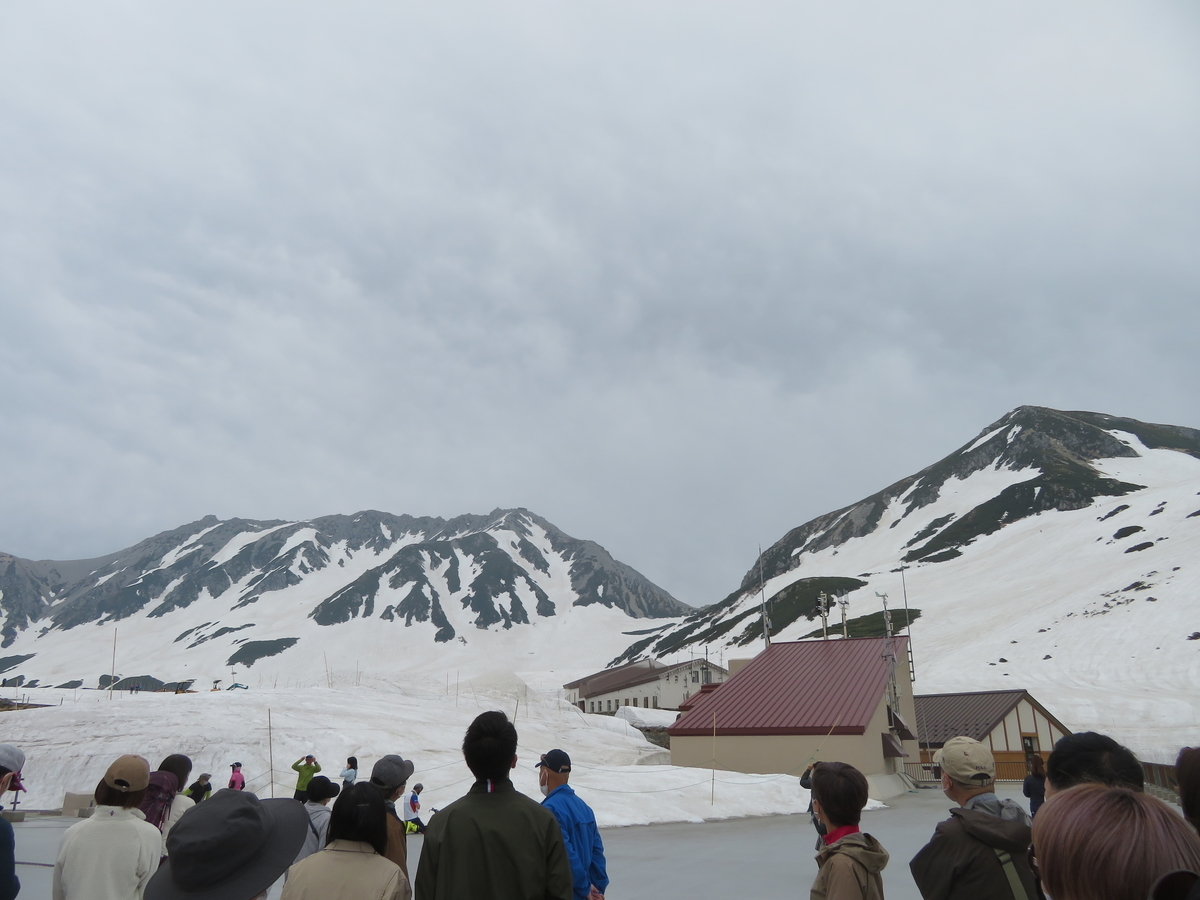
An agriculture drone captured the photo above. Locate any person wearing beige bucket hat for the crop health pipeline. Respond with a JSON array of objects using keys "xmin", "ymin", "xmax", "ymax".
[
  {"xmin": 909, "ymin": 736, "xmax": 1038, "ymax": 900},
  {"xmin": 53, "ymin": 755, "xmax": 163, "ymax": 900}
]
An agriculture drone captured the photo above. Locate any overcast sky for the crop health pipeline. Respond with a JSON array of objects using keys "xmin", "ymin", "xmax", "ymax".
[{"xmin": 2, "ymin": 1, "xmax": 1198, "ymax": 606}]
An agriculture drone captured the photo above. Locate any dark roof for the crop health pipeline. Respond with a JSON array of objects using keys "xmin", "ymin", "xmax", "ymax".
[
  {"xmin": 564, "ymin": 659, "xmax": 729, "ymax": 699},
  {"xmin": 667, "ymin": 637, "xmax": 908, "ymax": 737},
  {"xmin": 913, "ymin": 690, "xmax": 1031, "ymax": 747}
]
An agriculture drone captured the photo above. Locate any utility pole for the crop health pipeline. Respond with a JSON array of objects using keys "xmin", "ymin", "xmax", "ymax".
[
  {"xmin": 898, "ymin": 565, "xmax": 917, "ymax": 683},
  {"xmin": 838, "ymin": 593, "xmax": 850, "ymax": 638},
  {"xmin": 817, "ymin": 593, "xmax": 830, "ymax": 640}
]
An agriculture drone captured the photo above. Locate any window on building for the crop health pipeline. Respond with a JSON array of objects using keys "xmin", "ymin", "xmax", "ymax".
[
  {"xmin": 644, "ymin": 697, "xmax": 650, "ymax": 707},
  {"xmin": 691, "ymin": 671, "xmax": 699, "ymax": 683},
  {"xmin": 674, "ymin": 674, "xmax": 678, "ymax": 682},
  {"xmin": 632, "ymin": 697, "xmax": 638, "ymax": 707},
  {"xmin": 607, "ymin": 699, "xmax": 612, "ymax": 711},
  {"xmin": 652, "ymin": 696, "xmax": 658, "ymax": 708}
]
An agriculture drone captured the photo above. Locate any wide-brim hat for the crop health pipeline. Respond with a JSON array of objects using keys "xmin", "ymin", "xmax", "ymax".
[{"xmin": 145, "ymin": 789, "xmax": 307, "ymax": 900}]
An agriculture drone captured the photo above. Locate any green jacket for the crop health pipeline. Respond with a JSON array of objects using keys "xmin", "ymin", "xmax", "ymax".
[
  {"xmin": 414, "ymin": 778, "xmax": 572, "ymax": 900},
  {"xmin": 292, "ymin": 760, "xmax": 322, "ymax": 790}
]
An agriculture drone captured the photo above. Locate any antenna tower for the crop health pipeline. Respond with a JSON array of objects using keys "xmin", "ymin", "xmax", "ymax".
[
  {"xmin": 758, "ymin": 546, "xmax": 771, "ymax": 649},
  {"xmin": 838, "ymin": 593, "xmax": 850, "ymax": 638}
]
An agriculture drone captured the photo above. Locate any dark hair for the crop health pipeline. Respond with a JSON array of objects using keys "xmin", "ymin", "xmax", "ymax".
[
  {"xmin": 1047, "ymin": 732, "xmax": 1143, "ymax": 792},
  {"xmin": 463, "ymin": 711, "xmax": 518, "ymax": 783},
  {"xmin": 1177, "ymin": 747, "xmax": 1200, "ymax": 833},
  {"xmin": 810, "ymin": 761, "xmax": 869, "ymax": 827},
  {"xmin": 306, "ymin": 775, "xmax": 340, "ymax": 803},
  {"xmin": 1033, "ymin": 784, "xmax": 1200, "ymax": 900},
  {"xmin": 158, "ymin": 754, "xmax": 193, "ymax": 790},
  {"xmin": 347, "ymin": 756, "xmax": 358, "ymax": 770},
  {"xmin": 94, "ymin": 779, "xmax": 147, "ymax": 809},
  {"xmin": 327, "ymin": 782, "xmax": 388, "ymax": 855},
  {"xmin": 1030, "ymin": 754, "xmax": 1046, "ymax": 778}
]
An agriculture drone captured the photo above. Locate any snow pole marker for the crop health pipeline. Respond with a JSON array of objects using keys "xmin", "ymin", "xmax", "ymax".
[
  {"xmin": 268, "ymin": 708, "xmax": 275, "ymax": 799},
  {"xmin": 108, "ymin": 629, "xmax": 117, "ymax": 700}
]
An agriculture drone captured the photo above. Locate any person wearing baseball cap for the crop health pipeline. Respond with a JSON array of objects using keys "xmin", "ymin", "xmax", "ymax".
[
  {"xmin": 910, "ymin": 736, "xmax": 1037, "ymax": 900},
  {"xmin": 145, "ymin": 788, "xmax": 308, "ymax": 900},
  {"xmin": 53, "ymin": 754, "xmax": 163, "ymax": 900},
  {"xmin": 367, "ymin": 754, "xmax": 415, "ymax": 880},
  {"xmin": 537, "ymin": 749, "xmax": 608, "ymax": 900},
  {"xmin": 0, "ymin": 744, "xmax": 25, "ymax": 900}
]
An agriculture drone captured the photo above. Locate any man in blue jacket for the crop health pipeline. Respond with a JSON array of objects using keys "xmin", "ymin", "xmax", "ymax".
[{"xmin": 538, "ymin": 749, "xmax": 608, "ymax": 900}]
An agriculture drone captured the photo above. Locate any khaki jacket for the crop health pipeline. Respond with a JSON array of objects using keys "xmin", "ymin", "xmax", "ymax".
[
  {"xmin": 282, "ymin": 839, "xmax": 411, "ymax": 900},
  {"xmin": 811, "ymin": 832, "xmax": 889, "ymax": 900}
]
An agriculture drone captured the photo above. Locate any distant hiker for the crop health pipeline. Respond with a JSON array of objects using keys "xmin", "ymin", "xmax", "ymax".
[
  {"xmin": 1045, "ymin": 731, "xmax": 1143, "ymax": 796},
  {"xmin": 414, "ymin": 711, "xmax": 571, "ymax": 900},
  {"xmin": 808, "ymin": 762, "xmax": 888, "ymax": 900},
  {"xmin": 229, "ymin": 762, "xmax": 246, "ymax": 791},
  {"xmin": 368, "ymin": 754, "xmax": 416, "ymax": 881},
  {"xmin": 184, "ymin": 773, "xmax": 212, "ymax": 804},
  {"xmin": 1032, "ymin": 783, "xmax": 1200, "ymax": 900},
  {"xmin": 295, "ymin": 776, "xmax": 340, "ymax": 864},
  {"xmin": 1022, "ymin": 755, "xmax": 1046, "ymax": 817},
  {"xmin": 282, "ymin": 783, "xmax": 411, "ymax": 900},
  {"xmin": 53, "ymin": 755, "xmax": 162, "ymax": 900},
  {"xmin": 403, "ymin": 784, "xmax": 424, "ymax": 834},
  {"xmin": 538, "ymin": 749, "xmax": 608, "ymax": 900},
  {"xmin": 341, "ymin": 756, "xmax": 359, "ymax": 791},
  {"xmin": 145, "ymin": 788, "xmax": 308, "ymax": 900},
  {"xmin": 0, "ymin": 744, "xmax": 25, "ymax": 900},
  {"xmin": 293, "ymin": 755, "xmax": 322, "ymax": 802},
  {"xmin": 910, "ymin": 736, "xmax": 1037, "ymax": 900}
]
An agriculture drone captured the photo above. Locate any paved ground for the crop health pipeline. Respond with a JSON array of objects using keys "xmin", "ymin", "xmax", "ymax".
[{"xmin": 14, "ymin": 785, "xmax": 1031, "ymax": 900}]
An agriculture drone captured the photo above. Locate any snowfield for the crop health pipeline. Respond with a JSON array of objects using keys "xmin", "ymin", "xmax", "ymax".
[{"xmin": 0, "ymin": 676, "xmax": 842, "ymax": 825}]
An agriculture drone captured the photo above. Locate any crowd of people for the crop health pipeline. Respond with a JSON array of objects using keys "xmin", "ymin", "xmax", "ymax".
[
  {"xmin": 807, "ymin": 733, "xmax": 1200, "ymax": 900},
  {"xmin": 0, "ymin": 724, "xmax": 1197, "ymax": 899},
  {"xmin": 0, "ymin": 710, "xmax": 608, "ymax": 900}
]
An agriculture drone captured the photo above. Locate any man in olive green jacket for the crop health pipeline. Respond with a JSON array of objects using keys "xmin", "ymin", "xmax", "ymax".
[{"xmin": 415, "ymin": 711, "xmax": 572, "ymax": 900}]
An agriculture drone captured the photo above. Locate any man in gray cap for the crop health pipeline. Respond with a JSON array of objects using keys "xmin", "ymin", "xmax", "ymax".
[
  {"xmin": 368, "ymin": 754, "xmax": 415, "ymax": 881},
  {"xmin": 0, "ymin": 744, "xmax": 24, "ymax": 900},
  {"xmin": 910, "ymin": 736, "xmax": 1037, "ymax": 900}
]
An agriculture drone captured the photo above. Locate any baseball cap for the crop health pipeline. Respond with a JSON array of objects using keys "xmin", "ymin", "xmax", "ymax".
[
  {"xmin": 536, "ymin": 749, "xmax": 572, "ymax": 773},
  {"xmin": 104, "ymin": 755, "xmax": 151, "ymax": 792},
  {"xmin": 370, "ymin": 754, "xmax": 415, "ymax": 789},
  {"xmin": 934, "ymin": 736, "xmax": 995, "ymax": 786},
  {"xmin": 0, "ymin": 744, "xmax": 25, "ymax": 774}
]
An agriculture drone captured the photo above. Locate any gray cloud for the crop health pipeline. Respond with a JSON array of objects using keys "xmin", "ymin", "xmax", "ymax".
[{"xmin": 2, "ymin": 0, "xmax": 1198, "ymax": 604}]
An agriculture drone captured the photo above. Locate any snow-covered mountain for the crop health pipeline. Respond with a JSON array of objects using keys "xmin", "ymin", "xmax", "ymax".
[
  {"xmin": 0, "ymin": 508, "xmax": 688, "ymax": 690},
  {"xmin": 615, "ymin": 407, "xmax": 1200, "ymax": 759}
]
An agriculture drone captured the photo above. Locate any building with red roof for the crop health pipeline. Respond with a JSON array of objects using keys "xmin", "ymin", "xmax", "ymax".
[{"xmin": 666, "ymin": 636, "xmax": 918, "ymax": 797}]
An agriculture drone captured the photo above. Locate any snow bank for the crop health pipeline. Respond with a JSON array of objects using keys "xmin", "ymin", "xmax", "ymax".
[{"xmin": 2, "ymin": 680, "xmax": 822, "ymax": 827}]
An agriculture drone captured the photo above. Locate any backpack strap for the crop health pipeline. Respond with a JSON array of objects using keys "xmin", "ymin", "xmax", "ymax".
[
  {"xmin": 993, "ymin": 848, "xmax": 1030, "ymax": 900},
  {"xmin": 307, "ymin": 815, "xmax": 321, "ymax": 842}
]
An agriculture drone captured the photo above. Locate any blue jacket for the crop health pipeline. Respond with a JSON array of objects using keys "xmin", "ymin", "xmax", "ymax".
[
  {"xmin": 0, "ymin": 814, "xmax": 17, "ymax": 900},
  {"xmin": 542, "ymin": 784, "xmax": 608, "ymax": 900}
]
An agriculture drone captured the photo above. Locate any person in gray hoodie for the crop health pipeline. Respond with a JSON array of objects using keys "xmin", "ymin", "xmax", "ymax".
[
  {"xmin": 808, "ymin": 762, "xmax": 888, "ymax": 900},
  {"xmin": 910, "ymin": 736, "xmax": 1037, "ymax": 900}
]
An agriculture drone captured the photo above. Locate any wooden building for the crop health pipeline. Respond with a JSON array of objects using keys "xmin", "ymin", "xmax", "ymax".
[
  {"xmin": 913, "ymin": 689, "xmax": 1072, "ymax": 781},
  {"xmin": 666, "ymin": 637, "xmax": 919, "ymax": 799}
]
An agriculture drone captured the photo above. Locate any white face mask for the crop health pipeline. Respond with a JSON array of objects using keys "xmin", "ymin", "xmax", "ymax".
[{"xmin": 539, "ymin": 783, "xmax": 550, "ymax": 797}]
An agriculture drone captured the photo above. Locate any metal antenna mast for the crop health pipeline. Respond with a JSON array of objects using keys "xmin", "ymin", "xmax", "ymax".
[
  {"xmin": 758, "ymin": 546, "xmax": 771, "ymax": 649},
  {"xmin": 838, "ymin": 593, "xmax": 850, "ymax": 638},
  {"xmin": 898, "ymin": 565, "xmax": 916, "ymax": 683},
  {"xmin": 817, "ymin": 593, "xmax": 830, "ymax": 640}
]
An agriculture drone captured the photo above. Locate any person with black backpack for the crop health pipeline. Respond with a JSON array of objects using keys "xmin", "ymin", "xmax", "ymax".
[{"xmin": 140, "ymin": 754, "xmax": 194, "ymax": 860}]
